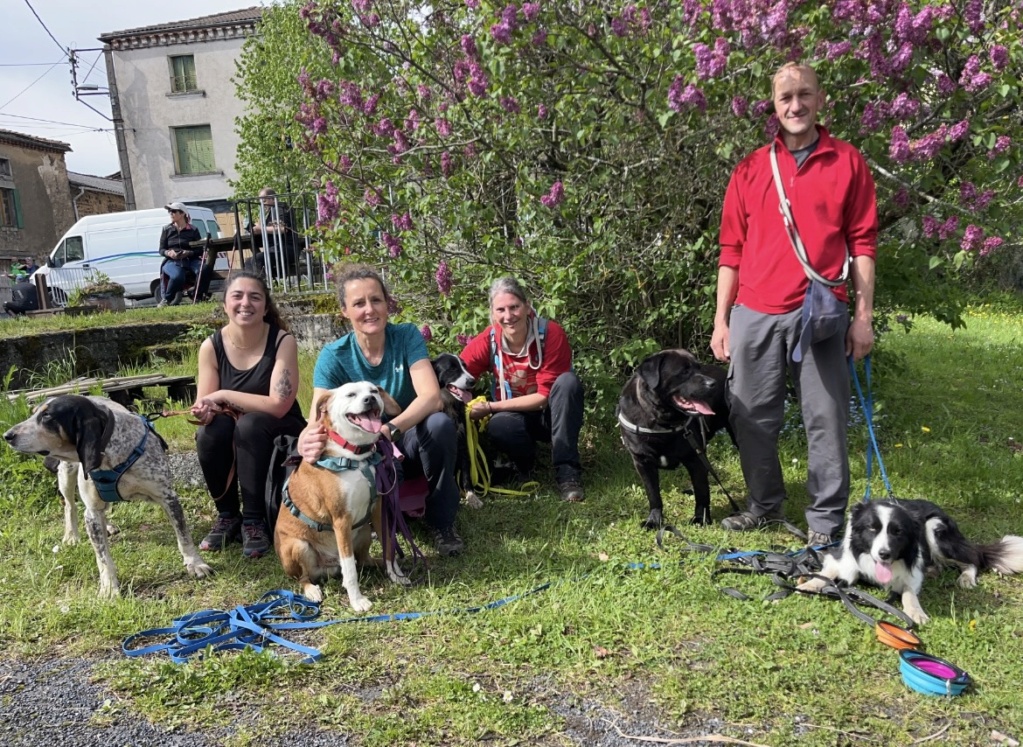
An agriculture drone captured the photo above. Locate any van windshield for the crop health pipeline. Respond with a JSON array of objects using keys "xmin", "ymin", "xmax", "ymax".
[{"xmin": 53, "ymin": 236, "xmax": 84, "ymax": 267}]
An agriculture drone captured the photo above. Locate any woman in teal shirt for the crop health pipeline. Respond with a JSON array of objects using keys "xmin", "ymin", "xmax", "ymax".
[{"xmin": 297, "ymin": 264, "xmax": 464, "ymax": 556}]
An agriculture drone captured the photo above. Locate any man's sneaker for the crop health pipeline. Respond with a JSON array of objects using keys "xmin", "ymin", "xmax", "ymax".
[
  {"xmin": 558, "ymin": 480, "xmax": 584, "ymax": 502},
  {"xmin": 806, "ymin": 530, "xmax": 836, "ymax": 548},
  {"xmin": 199, "ymin": 515, "xmax": 241, "ymax": 551},
  {"xmin": 720, "ymin": 510, "xmax": 782, "ymax": 532},
  {"xmin": 156, "ymin": 299, "xmax": 169, "ymax": 309},
  {"xmin": 241, "ymin": 522, "xmax": 272, "ymax": 559},
  {"xmin": 430, "ymin": 525, "xmax": 465, "ymax": 557}
]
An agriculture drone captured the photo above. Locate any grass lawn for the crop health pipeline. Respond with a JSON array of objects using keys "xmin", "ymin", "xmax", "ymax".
[{"xmin": 1, "ymin": 304, "xmax": 1022, "ymax": 745}]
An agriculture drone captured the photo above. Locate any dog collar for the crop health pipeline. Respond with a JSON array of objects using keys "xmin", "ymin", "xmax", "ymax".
[
  {"xmin": 616, "ymin": 409, "xmax": 692, "ymax": 435},
  {"xmin": 327, "ymin": 429, "xmax": 375, "ymax": 455}
]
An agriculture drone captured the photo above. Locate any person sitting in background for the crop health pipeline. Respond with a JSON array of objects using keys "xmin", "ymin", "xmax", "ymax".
[
  {"xmin": 460, "ymin": 276, "xmax": 586, "ymax": 502},
  {"xmin": 158, "ymin": 202, "xmax": 211, "ymax": 307},
  {"xmin": 246, "ymin": 188, "xmax": 299, "ymax": 279},
  {"xmin": 296, "ymin": 263, "xmax": 465, "ymax": 556},
  {"xmin": 191, "ymin": 271, "xmax": 306, "ymax": 559},
  {"xmin": 4, "ymin": 273, "xmax": 39, "ymax": 316}
]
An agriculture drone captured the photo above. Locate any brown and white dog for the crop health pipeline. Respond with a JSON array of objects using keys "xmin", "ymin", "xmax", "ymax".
[
  {"xmin": 3, "ymin": 395, "xmax": 214, "ymax": 598},
  {"xmin": 274, "ymin": 381, "xmax": 410, "ymax": 610}
]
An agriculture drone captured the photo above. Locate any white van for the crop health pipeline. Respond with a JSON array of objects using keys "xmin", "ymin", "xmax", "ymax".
[{"xmin": 35, "ymin": 206, "xmax": 227, "ymax": 304}]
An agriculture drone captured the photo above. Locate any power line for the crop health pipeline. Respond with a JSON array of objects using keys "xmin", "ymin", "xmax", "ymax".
[
  {"xmin": 0, "ymin": 111, "xmax": 104, "ymax": 128},
  {"xmin": 0, "ymin": 61, "xmax": 66, "ymax": 67},
  {"xmin": 0, "ymin": 59, "xmax": 63, "ymax": 111},
  {"xmin": 81, "ymin": 52, "xmax": 104, "ymax": 85},
  {"xmin": 22, "ymin": 0, "xmax": 67, "ymax": 57}
]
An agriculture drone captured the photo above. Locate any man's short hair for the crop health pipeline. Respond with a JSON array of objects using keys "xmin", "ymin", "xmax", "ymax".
[
  {"xmin": 771, "ymin": 62, "xmax": 820, "ymax": 96},
  {"xmin": 259, "ymin": 187, "xmax": 277, "ymax": 199}
]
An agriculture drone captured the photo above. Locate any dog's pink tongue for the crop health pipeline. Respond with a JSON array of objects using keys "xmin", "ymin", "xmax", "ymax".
[
  {"xmin": 875, "ymin": 561, "xmax": 893, "ymax": 585},
  {"xmin": 674, "ymin": 397, "xmax": 715, "ymax": 416},
  {"xmin": 352, "ymin": 414, "xmax": 382, "ymax": 433},
  {"xmin": 448, "ymin": 385, "xmax": 472, "ymax": 403}
]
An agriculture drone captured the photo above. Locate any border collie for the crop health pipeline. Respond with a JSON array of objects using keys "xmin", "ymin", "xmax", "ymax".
[
  {"xmin": 431, "ymin": 353, "xmax": 481, "ymax": 509},
  {"xmin": 798, "ymin": 499, "xmax": 1023, "ymax": 625}
]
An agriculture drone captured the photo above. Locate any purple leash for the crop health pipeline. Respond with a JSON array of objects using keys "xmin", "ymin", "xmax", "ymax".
[{"xmin": 375, "ymin": 437, "xmax": 425, "ymax": 569}]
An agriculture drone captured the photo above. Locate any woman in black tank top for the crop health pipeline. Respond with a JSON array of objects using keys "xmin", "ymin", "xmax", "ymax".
[{"xmin": 191, "ymin": 272, "xmax": 306, "ymax": 559}]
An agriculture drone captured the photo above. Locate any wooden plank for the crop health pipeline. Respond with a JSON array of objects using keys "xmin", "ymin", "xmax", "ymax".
[{"xmin": 7, "ymin": 374, "xmax": 196, "ymax": 403}]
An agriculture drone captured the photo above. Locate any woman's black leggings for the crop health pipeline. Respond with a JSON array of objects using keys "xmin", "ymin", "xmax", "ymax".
[{"xmin": 196, "ymin": 411, "xmax": 306, "ymax": 525}]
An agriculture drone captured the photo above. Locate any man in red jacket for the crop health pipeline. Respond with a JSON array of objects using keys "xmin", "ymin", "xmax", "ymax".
[{"xmin": 711, "ymin": 62, "xmax": 878, "ymax": 547}]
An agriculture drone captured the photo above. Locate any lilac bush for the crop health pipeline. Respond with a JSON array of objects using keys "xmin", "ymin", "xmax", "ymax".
[{"xmin": 236, "ymin": 0, "xmax": 1022, "ymax": 402}]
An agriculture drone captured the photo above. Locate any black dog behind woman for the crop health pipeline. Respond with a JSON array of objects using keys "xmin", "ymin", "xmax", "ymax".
[{"xmin": 617, "ymin": 349, "xmax": 735, "ymax": 528}]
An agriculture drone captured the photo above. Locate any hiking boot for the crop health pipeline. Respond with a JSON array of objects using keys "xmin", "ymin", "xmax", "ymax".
[
  {"xmin": 806, "ymin": 530, "xmax": 836, "ymax": 548},
  {"xmin": 720, "ymin": 510, "xmax": 782, "ymax": 532},
  {"xmin": 199, "ymin": 515, "xmax": 241, "ymax": 551},
  {"xmin": 558, "ymin": 480, "xmax": 584, "ymax": 502},
  {"xmin": 430, "ymin": 525, "xmax": 465, "ymax": 557},
  {"xmin": 241, "ymin": 522, "xmax": 272, "ymax": 559}
]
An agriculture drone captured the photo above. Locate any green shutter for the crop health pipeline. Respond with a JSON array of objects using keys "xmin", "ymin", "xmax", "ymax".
[
  {"xmin": 12, "ymin": 188, "xmax": 22, "ymax": 228},
  {"xmin": 174, "ymin": 126, "xmax": 215, "ymax": 174},
  {"xmin": 171, "ymin": 55, "xmax": 197, "ymax": 92}
]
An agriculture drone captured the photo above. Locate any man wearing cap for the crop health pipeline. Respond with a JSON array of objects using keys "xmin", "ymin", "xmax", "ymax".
[
  {"xmin": 710, "ymin": 62, "xmax": 878, "ymax": 547},
  {"xmin": 158, "ymin": 202, "xmax": 209, "ymax": 307}
]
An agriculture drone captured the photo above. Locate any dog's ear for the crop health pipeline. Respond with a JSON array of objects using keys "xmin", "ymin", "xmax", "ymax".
[
  {"xmin": 313, "ymin": 393, "xmax": 332, "ymax": 425},
  {"xmin": 637, "ymin": 354, "xmax": 665, "ymax": 392},
  {"xmin": 64, "ymin": 399, "xmax": 114, "ymax": 473},
  {"xmin": 380, "ymin": 389, "xmax": 402, "ymax": 417},
  {"xmin": 850, "ymin": 501, "xmax": 868, "ymax": 524}
]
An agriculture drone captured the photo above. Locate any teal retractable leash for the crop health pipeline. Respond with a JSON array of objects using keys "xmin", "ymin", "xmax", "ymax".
[{"xmin": 849, "ymin": 354, "xmax": 895, "ymax": 501}]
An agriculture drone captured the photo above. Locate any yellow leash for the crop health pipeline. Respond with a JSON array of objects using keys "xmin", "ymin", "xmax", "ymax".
[{"xmin": 464, "ymin": 396, "xmax": 538, "ymax": 497}]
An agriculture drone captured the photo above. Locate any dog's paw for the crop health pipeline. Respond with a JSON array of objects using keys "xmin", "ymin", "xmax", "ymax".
[
  {"xmin": 98, "ymin": 582, "xmax": 121, "ymax": 600},
  {"xmin": 956, "ymin": 568, "xmax": 978, "ymax": 589},
  {"xmin": 349, "ymin": 595, "xmax": 373, "ymax": 612},
  {"xmin": 106, "ymin": 523, "xmax": 120, "ymax": 537},
  {"xmin": 303, "ymin": 583, "xmax": 324, "ymax": 603},
  {"xmin": 391, "ymin": 571, "xmax": 412, "ymax": 587},
  {"xmin": 464, "ymin": 491, "xmax": 483, "ymax": 510},
  {"xmin": 640, "ymin": 510, "xmax": 664, "ymax": 531},
  {"xmin": 689, "ymin": 511, "xmax": 712, "ymax": 526},
  {"xmin": 187, "ymin": 561, "xmax": 215, "ymax": 579},
  {"xmin": 62, "ymin": 533, "xmax": 79, "ymax": 546},
  {"xmin": 797, "ymin": 577, "xmax": 828, "ymax": 594},
  {"xmin": 906, "ymin": 606, "xmax": 930, "ymax": 626}
]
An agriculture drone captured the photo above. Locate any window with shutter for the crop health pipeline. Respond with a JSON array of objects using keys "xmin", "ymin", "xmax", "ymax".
[
  {"xmin": 172, "ymin": 125, "xmax": 217, "ymax": 175},
  {"xmin": 169, "ymin": 55, "xmax": 198, "ymax": 93}
]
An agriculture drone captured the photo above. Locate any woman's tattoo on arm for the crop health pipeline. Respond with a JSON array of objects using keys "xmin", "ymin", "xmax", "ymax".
[{"xmin": 275, "ymin": 368, "xmax": 294, "ymax": 399}]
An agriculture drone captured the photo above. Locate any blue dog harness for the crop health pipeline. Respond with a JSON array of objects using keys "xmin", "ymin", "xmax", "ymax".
[
  {"xmin": 88, "ymin": 415, "xmax": 157, "ymax": 503},
  {"xmin": 281, "ymin": 449, "xmax": 382, "ymax": 532}
]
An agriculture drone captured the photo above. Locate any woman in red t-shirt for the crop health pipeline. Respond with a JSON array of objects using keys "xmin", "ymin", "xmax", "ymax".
[{"xmin": 459, "ymin": 277, "xmax": 585, "ymax": 501}]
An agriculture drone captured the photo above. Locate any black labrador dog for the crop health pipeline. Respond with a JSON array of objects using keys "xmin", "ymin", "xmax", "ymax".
[
  {"xmin": 431, "ymin": 353, "xmax": 482, "ymax": 508},
  {"xmin": 617, "ymin": 349, "xmax": 735, "ymax": 528}
]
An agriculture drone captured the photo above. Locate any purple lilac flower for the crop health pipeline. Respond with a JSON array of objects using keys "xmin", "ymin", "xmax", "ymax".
[
  {"xmin": 764, "ymin": 115, "xmax": 780, "ymax": 141},
  {"xmin": 311, "ymin": 117, "xmax": 327, "ymax": 135},
  {"xmin": 1018, "ymin": 175, "xmax": 1023, "ymax": 189},
  {"xmin": 540, "ymin": 181, "xmax": 565, "ymax": 208},
  {"xmin": 532, "ymin": 29, "xmax": 547, "ymax": 46},
  {"xmin": 464, "ymin": 143, "xmax": 477, "ymax": 160},
  {"xmin": 889, "ymin": 93, "xmax": 919, "ymax": 120},
  {"xmin": 611, "ymin": 16, "xmax": 628, "ymax": 37},
  {"xmin": 339, "ymin": 81, "xmax": 363, "ymax": 109},
  {"xmin": 468, "ymin": 61, "xmax": 488, "ymax": 96},
  {"xmin": 417, "ymin": 84, "xmax": 432, "ymax": 101},
  {"xmin": 522, "ymin": 2, "xmax": 540, "ymax": 22},
  {"xmin": 457, "ymin": 333, "xmax": 471, "ymax": 347},
  {"xmin": 339, "ymin": 154, "xmax": 353, "ymax": 173},
  {"xmin": 731, "ymin": 96, "xmax": 748, "ymax": 117},
  {"xmin": 889, "ymin": 126, "xmax": 911, "ymax": 164},
  {"xmin": 960, "ymin": 182, "xmax": 977, "ymax": 205},
  {"xmin": 935, "ymin": 74, "xmax": 956, "ymax": 96},
  {"xmin": 939, "ymin": 215, "xmax": 959, "ymax": 240},
  {"xmin": 980, "ymin": 237, "xmax": 1004, "ymax": 257},
  {"xmin": 465, "ymin": 0, "xmax": 479, "ymax": 7},
  {"xmin": 910, "ymin": 125, "xmax": 948, "ymax": 161},
  {"xmin": 501, "ymin": 4, "xmax": 519, "ymax": 28},
  {"xmin": 420, "ymin": 324, "xmax": 433, "ymax": 342},
  {"xmin": 976, "ymin": 190, "xmax": 995, "ymax": 210},
  {"xmin": 752, "ymin": 99, "xmax": 773, "ymax": 116},
  {"xmin": 453, "ymin": 59, "xmax": 470, "ymax": 83},
  {"xmin": 963, "ymin": 0, "xmax": 984, "ymax": 33},
  {"xmin": 990, "ymin": 45, "xmax": 1010, "ymax": 71},
  {"xmin": 352, "ymin": 0, "xmax": 373, "ymax": 12},
  {"xmin": 667, "ymin": 79, "xmax": 707, "ymax": 114},
  {"xmin": 436, "ymin": 118, "xmax": 452, "ymax": 137},
  {"xmin": 693, "ymin": 44, "xmax": 713, "ymax": 79},
  {"xmin": 298, "ymin": 70, "xmax": 311, "ymax": 91},
  {"xmin": 392, "ymin": 212, "xmax": 414, "ymax": 231},
  {"xmin": 382, "ymin": 232, "xmax": 403, "ymax": 258},
  {"xmin": 374, "ymin": 118, "xmax": 395, "ymax": 137},
  {"xmin": 363, "ymin": 94, "xmax": 380, "ymax": 115},
  {"xmin": 893, "ymin": 187, "xmax": 909, "ymax": 209},
  {"xmin": 491, "ymin": 22, "xmax": 512, "ymax": 44},
  {"xmin": 364, "ymin": 188, "xmax": 381, "ymax": 207},
  {"xmin": 500, "ymin": 96, "xmax": 521, "ymax": 114},
  {"xmin": 921, "ymin": 215, "xmax": 939, "ymax": 238},
  {"xmin": 317, "ymin": 180, "xmax": 340, "ymax": 225},
  {"xmin": 968, "ymin": 72, "xmax": 993, "ymax": 92},
  {"xmin": 387, "ymin": 296, "xmax": 400, "ymax": 314},
  {"xmin": 989, "ymin": 135, "xmax": 1011, "ymax": 158},
  {"xmin": 435, "ymin": 260, "xmax": 452, "ymax": 295},
  {"xmin": 961, "ymin": 224, "xmax": 984, "ymax": 252},
  {"xmin": 537, "ymin": 104, "xmax": 549, "ymax": 119},
  {"xmin": 949, "ymin": 119, "xmax": 970, "ymax": 142},
  {"xmin": 860, "ymin": 102, "xmax": 887, "ymax": 132},
  {"xmin": 315, "ymin": 79, "xmax": 336, "ymax": 100},
  {"xmin": 460, "ymin": 35, "xmax": 478, "ymax": 58},
  {"xmin": 823, "ymin": 40, "xmax": 852, "ymax": 60},
  {"xmin": 441, "ymin": 151, "xmax": 453, "ymax": 177}
]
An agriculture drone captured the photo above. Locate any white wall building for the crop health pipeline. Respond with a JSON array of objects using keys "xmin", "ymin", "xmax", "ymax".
[{"xmin": 99, "ymin": 8, "xmax": 263, "ymax": 214}]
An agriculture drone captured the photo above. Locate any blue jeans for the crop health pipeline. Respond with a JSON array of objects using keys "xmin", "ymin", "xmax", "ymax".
[{"xmin": 162, "ymin": 258, "xmax": 211, "ymax": 302}]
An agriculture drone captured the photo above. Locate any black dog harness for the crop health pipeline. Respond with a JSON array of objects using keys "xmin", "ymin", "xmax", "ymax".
[{"xmin": 88, "ymin": 416, "xmax": 156, "ymax": 503}]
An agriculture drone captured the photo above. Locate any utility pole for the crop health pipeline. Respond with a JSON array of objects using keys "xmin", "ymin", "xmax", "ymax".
[{"xmin": 69, "ymin": 47, "xmax": 136, "ymax": 210}]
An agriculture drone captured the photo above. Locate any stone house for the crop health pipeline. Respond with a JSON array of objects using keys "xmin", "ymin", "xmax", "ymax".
[
  {"xmin": 99, "ymin": 7, "xmax": 263, "ymax": 216},
  {"xmin": 68, "ymin": 171, "xmax": 127, "ymax": 219}
]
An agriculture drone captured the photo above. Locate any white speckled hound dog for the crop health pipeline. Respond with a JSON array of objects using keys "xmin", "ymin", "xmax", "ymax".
[{"xmin": 3, "ymin": 394, "xmax": 214, "ymax": 598}]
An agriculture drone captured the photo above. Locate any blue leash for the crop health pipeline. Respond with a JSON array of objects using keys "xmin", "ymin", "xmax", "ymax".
[
  {"xmin": 123, "ymin": 583, "xmax": 556, "ymax": 664},
  {"xmin": 848, "ymin": 354, "xmax": 894, "ymax": 501}
]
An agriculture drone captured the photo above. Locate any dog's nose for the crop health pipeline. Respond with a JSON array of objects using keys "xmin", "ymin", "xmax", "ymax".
[
  {"xmin": 877, "ymin": 549, "xmax": 891, "ymax": 561},
  {"xmin": 3, "ymin": 429, "xmax": 14, "ymax": 442}
]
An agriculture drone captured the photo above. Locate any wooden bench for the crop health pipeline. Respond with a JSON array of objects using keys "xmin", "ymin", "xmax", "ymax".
[{"xmin": 7, "ymin": 374, "xmax": 197, "ymax": 408}]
